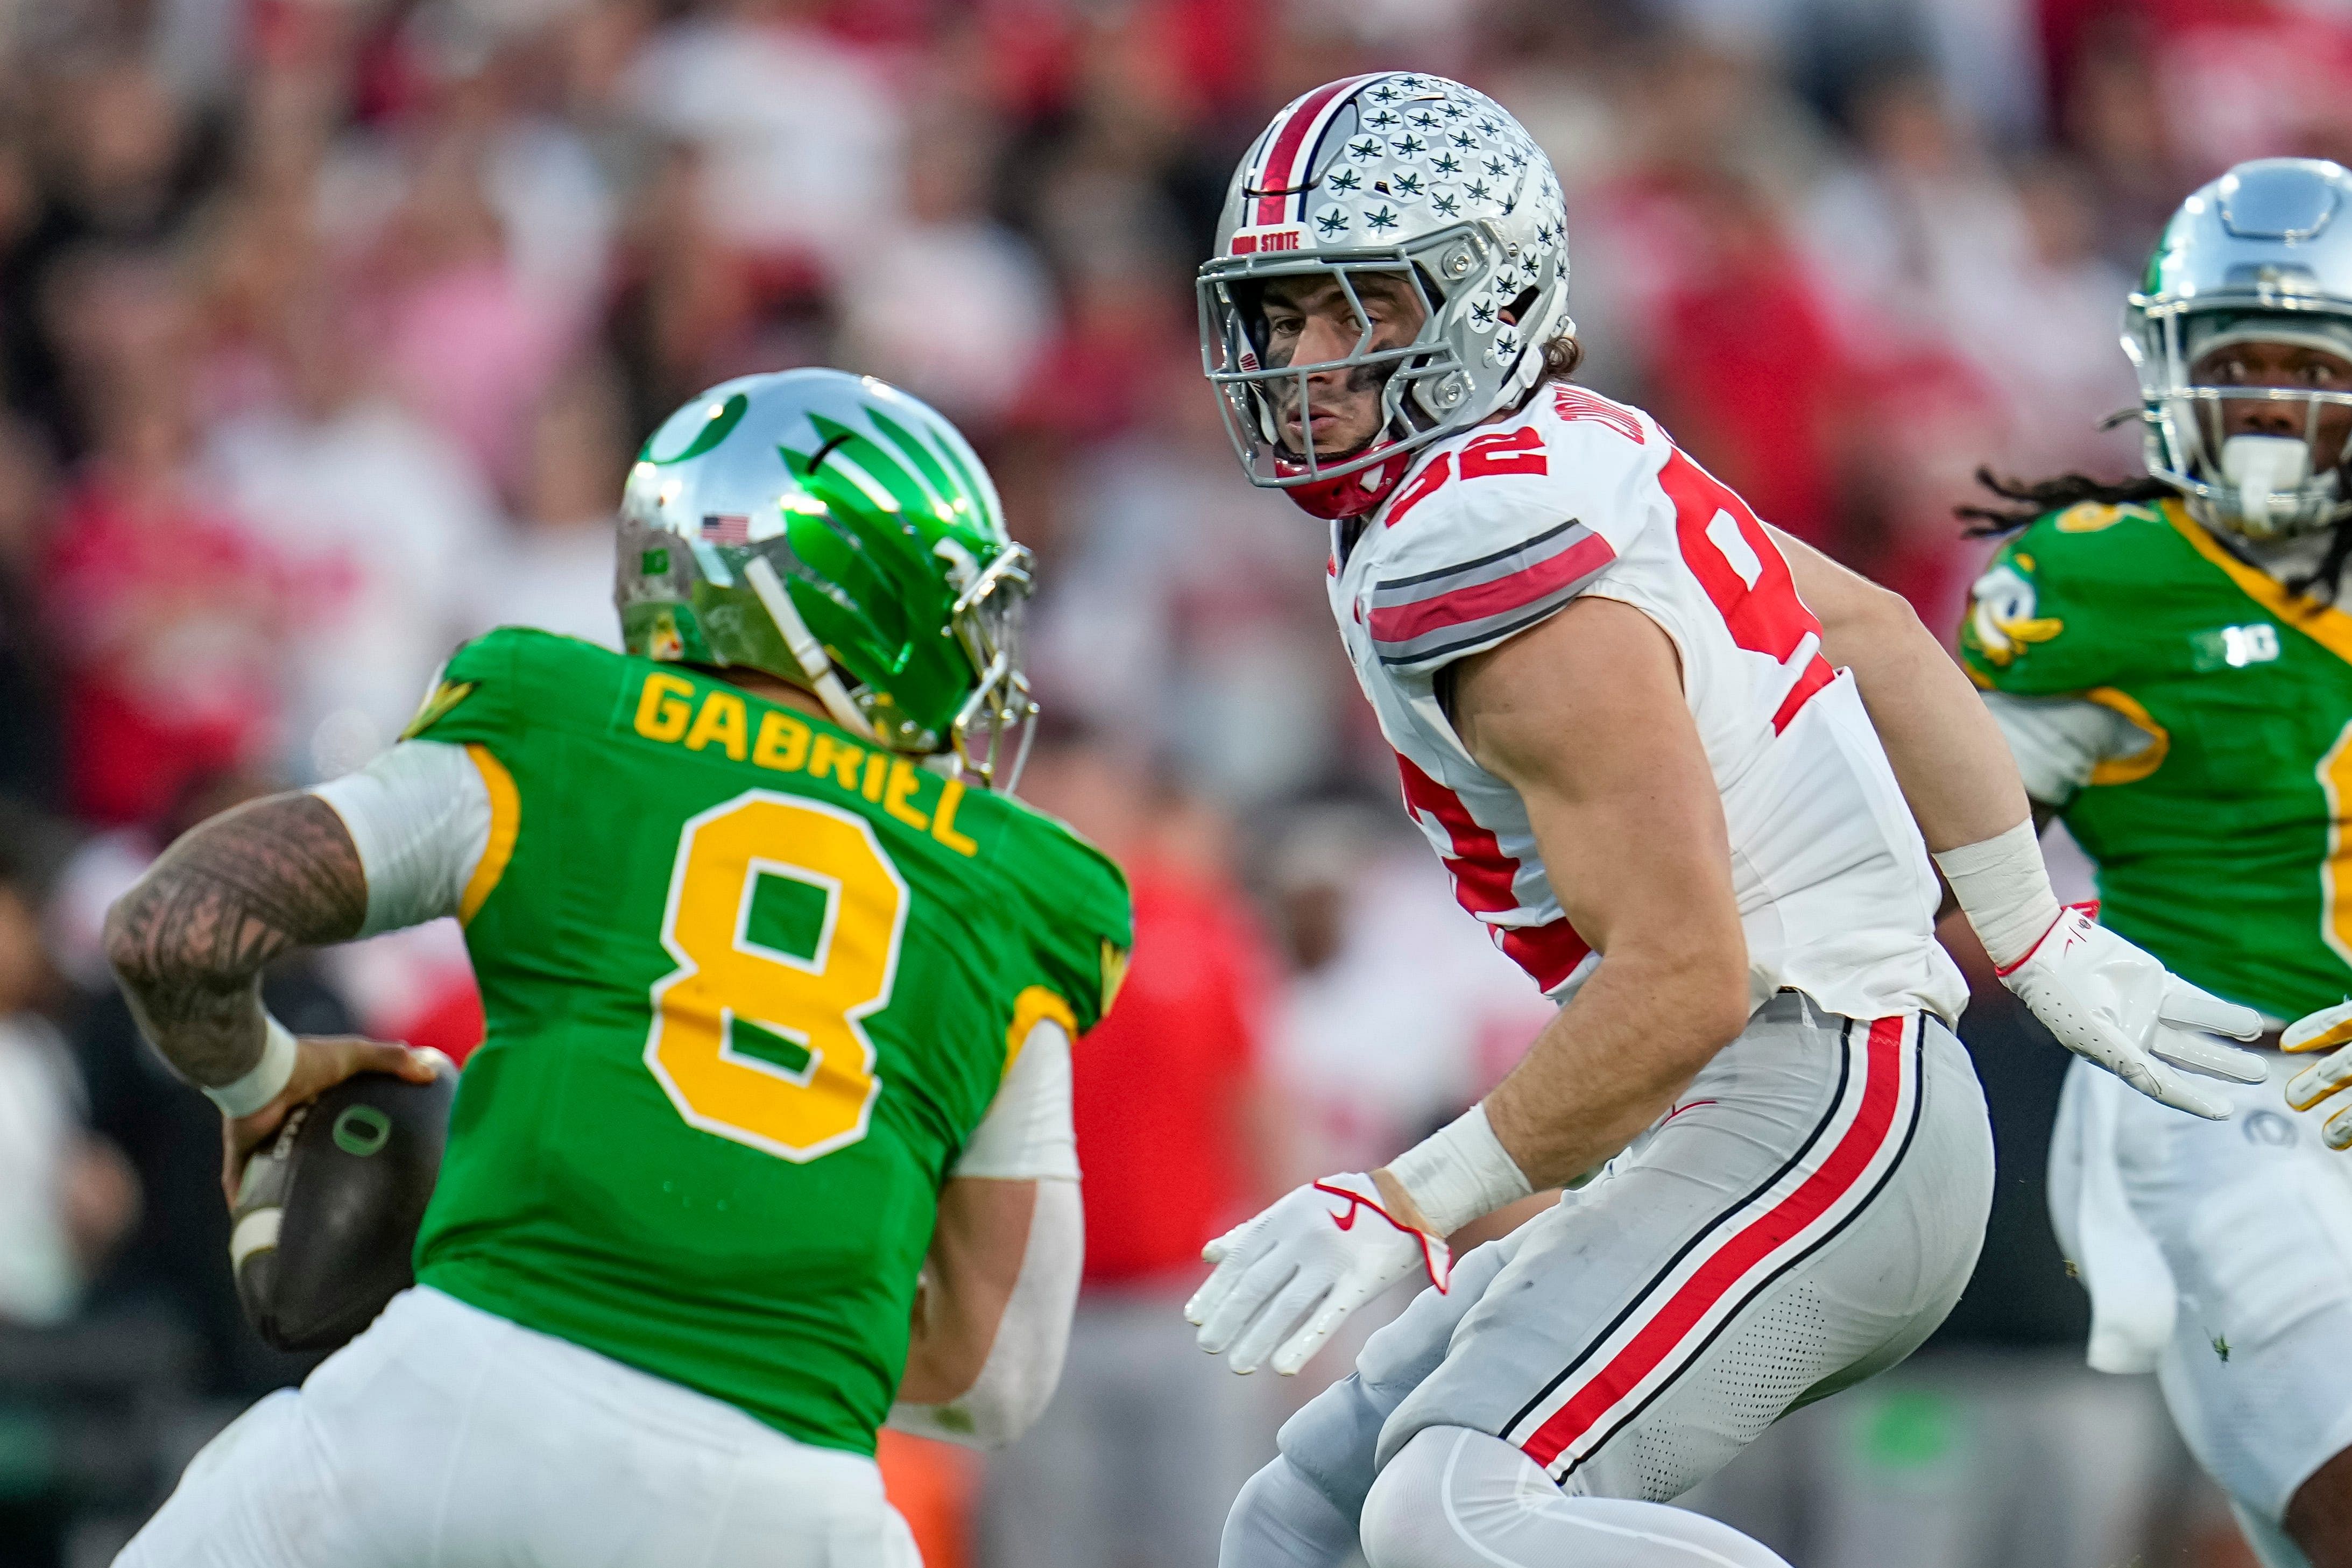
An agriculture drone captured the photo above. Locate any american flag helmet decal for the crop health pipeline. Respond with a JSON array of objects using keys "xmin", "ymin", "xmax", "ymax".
[{"xmin": 701, "ymin": 513, "xmax": 751, "ymax": 545}]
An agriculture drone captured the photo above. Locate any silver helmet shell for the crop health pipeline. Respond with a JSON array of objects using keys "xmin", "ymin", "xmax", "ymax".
[
  {"xmin": 2125, "ymin": 157, "xmax": 2352, "ymax": 540},
  {"xmin": 1197, "ymin": 73, "xmax": 1572, "ymax": 519}
]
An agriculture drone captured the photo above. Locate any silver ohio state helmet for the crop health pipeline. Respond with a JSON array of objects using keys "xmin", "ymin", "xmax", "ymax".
[
  {"xmin": 1198, "ymin": 73, "xmax": 1572, "ymax": 519},
  {"xmin": 2126, "ymin": 157, "xmax": 2352, "ymax": 540}
]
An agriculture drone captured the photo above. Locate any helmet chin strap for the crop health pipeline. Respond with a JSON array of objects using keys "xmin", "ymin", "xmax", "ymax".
[{"xmin": 743, "ymin": 555, "xmax": 879, "ymax": 742}]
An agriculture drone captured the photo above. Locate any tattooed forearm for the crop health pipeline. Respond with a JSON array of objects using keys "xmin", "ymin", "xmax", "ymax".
[{"xmin": 103, "ymin": 793, "xmax": 366, "ymax": 1087}]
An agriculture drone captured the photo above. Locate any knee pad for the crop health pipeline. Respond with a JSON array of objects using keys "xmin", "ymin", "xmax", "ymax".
[
  {"xmin": 1219, "ymin": 1456, "xmax": 1358, "ymax": 1568},
  {"xmin": 1359, "ymin": 1427, "xmax": 1475, "ymax": 1568},
  {"xmin": 1278, "ymin": 1235, "xmax": 1541, "ymax": 1540},
  {"xmin": 1275, "ymin": 1373, "xmax": 1389, "ymax": 1523},
  {"xmin": 1361, "ymin": 1426, "xmax": 1796, "ymax": 1568}
]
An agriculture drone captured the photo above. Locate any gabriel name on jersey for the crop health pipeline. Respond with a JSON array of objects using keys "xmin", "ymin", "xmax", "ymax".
[
  {"xmin": 1963, "ymin": 496, "xmax": 2352, "ymax": 1021},
  {"xmin": 402, "ymin": 626, "xmax": 1131, "ymax": 1457},
  {"xmin": 1333, "ymin": 382, "xmax": 1966, "ymax": 1027}
]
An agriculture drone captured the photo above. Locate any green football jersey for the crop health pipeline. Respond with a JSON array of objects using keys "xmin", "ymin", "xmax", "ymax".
[
  {"xmin": 401, "ymin": 626, "xmax": 1131, "ymax": 1455},
  {"xmin": 1960, "ymin": 497, "xmax": 2352, "ymax": 1020}
]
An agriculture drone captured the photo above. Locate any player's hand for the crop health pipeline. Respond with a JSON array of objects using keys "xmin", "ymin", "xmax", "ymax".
[
  {"xmin": 220, "ymin": 1037, "xmax": 445, "ymax": 1207},
  {"xmin": 2283, "ymin": 1000, "xmax": 2352, "ymax": 1148},
  {"xmin": 1998, "ymin": 905, "xmax": 2264, "ymax": 1119},
  {"xmin": 1184, "ymin": 1174, "xmax": 1447, "ymax": 1377}
]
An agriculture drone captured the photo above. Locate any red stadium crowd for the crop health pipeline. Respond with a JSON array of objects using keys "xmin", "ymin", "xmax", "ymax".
[{"xmin": 4, "ymin": 1, "xmax": 2350, "ymax": 1564}]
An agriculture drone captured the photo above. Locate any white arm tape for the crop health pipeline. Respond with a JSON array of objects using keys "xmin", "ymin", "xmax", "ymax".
[
  {"xmin": 1388, "ymin": 1102, "xmax": 1534, "ymax": 1237},
  {"xmin": 887, "ymin": 1177, "xmax": 1083, "ymax": 1450},
  {"xmin": 1932, "ymin": 817, "xmax": 2063, "ymax": 972},
  {"xmin": 310, "ymin": 740, "xmax": 493, "ymax": 937},
  {"xmin": 203, "ymin": 1013, "xmax": 299, "ymax": 1118},
  {"xmin": 952, "ymin": 1019, "xmax": 1078, "ymax": 1181}
]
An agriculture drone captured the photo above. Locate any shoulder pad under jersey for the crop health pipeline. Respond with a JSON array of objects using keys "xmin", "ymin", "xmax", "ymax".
[
  {"xmin": 1959, "ymin": 502, "xmax": 2179, "ymax": 696},
  {"xmin": 1359, "ymin": 385, "xmax": 1671, "ymax": 676},
  {"xmin": 994, "ymin": 804, "xmax": 1134, "ymax": 1037}
]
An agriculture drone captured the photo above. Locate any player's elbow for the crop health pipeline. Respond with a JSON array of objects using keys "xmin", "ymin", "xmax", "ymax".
[
  {"xmin": 1863, "ymin": 581, "xmax": 1934, "ymax": 651},
  {"xmin": 103, "ymin": 865, "xmax": 228, "ymax": 993},
  {"xmin": 892, "ymin": 1177, "xmax": 1081, "ymax": 1450},
  {"xmin": 1630, "ymin": 931, "xmax": 1752, "ymax": 1077},
  {"xmin": 886, "ymin": 1300, "xmax": 1074, "ymax": 1451},
  {"xmin": 1673, "ymin": 958, "xmax": 1753, "ymax": 1068},
  {"xmin": 101, "ymin": 881, "xmax": 167, "ymax": 990},
  {"xmin": 955, "ymin": 1361, "xmax": 1065, "ymax": 1450},
  {"xmin": 888, "ymin": 1366, "xmax": 1060, "ymax": 1452},
  {"xmin": 981, "ymin": 1371, "xmax": 1061, "ymax": 1449},
  {"xmin": 1816, "ymin": 569, "xmax": 1929, "ymax": 666}
]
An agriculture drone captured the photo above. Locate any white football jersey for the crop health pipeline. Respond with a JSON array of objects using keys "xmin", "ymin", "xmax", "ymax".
[{"xmin": 1330, "ymin": 383, "xmax": 1967, "ymax": 1025}]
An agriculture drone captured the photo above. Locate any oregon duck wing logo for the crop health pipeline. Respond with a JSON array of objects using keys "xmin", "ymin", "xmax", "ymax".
[
  {"xmin": 400, "ymin": 678, "xmax": 478, "ymax": 739},
  {"xmin": 1100, "ymin": 941, "xmax": 1132, "ymax": 1015}
]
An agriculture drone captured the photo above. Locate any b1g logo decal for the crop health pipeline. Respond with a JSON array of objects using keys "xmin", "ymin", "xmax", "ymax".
[{"xmin": 2190, "ymin": 622, "xmax": 2281, "ymax": 670}]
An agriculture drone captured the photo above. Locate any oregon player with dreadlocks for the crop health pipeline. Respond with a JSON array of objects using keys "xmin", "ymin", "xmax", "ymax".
[
  {"xmin": 1961, "ymin": 159, "xmax": 2352, "ymax": 1568},
  {"xmin": 105, "ymin": 370, "xmax": 1131, "ymax": 1567}
]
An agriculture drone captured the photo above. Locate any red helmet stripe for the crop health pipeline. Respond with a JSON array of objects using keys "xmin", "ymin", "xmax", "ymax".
[{"xmin": 1252, "ymin": 75, "xmax": 1379, "ymax": 226}]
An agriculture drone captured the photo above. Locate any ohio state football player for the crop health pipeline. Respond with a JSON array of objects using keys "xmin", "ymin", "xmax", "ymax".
[{"xmin": 1192, "ymin": 72, "xmax": 2262, "ymax": 1568}]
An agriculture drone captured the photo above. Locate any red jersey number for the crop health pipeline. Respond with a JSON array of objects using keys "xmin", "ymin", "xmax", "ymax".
[
  {"xmin": 1659, "ymin": 450, "xmax": 1833, "ymax": 731},
  {"xmin": 1459, "ymin": 426, "xmax": 1549, "ymax": 479}
]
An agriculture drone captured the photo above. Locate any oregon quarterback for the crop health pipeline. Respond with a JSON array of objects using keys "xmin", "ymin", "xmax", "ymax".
[
  {"xmin": 1962, "ymin": 159, "xmax": 2352, "ymax": 1568},
  {"xmin": 103, "ymin": 369, "xmax": 1132, "ymax": 1567}
]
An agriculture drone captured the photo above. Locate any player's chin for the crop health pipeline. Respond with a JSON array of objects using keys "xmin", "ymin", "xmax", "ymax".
[{"xmin": 1278, "ymin": 417, "xmax": 1380, "ymax": 464}]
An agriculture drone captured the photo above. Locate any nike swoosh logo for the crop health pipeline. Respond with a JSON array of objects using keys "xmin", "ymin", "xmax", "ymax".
[
  {"xmin": 1310, "ymin": 1179, "xmax": 1452, "ymax": 1296},
  {"xmin": 1315, "ymin": 1179, "xmax": 1374, "ymax": 1232}
]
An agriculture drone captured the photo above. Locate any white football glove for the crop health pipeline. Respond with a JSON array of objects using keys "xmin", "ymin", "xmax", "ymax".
[
  {"xmin": 2284, "ymin": 999, "xmax": 2352, "ymax": 1148},
  {"xmin": 2000, "ymin": 905, "xmax": 2264, "ymax": 1119},
  {"xmin": 1184, "ymin": 1174, "xmax": 1447, "ymax": 1376}
]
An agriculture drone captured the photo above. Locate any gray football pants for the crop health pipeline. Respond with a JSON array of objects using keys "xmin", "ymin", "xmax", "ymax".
[{"xmin": 1266, "ymin": 995, "xmax": 1993, "ymax": 1525}]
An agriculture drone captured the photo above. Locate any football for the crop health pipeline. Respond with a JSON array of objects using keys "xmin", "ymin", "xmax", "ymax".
[{"xmin": 229, "ymin": 1058, "xmax": 458, "ymax": 1353}]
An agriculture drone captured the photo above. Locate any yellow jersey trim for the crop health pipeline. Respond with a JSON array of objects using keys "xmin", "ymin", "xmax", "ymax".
[
  {"xmin": 2081, "ymin": 687, "xmax": 2170, "ymax": 786},
  {"xmin": 2053, "ymin": 503, "xmax": 2127, "ymax": 534},
  {"xmin": 460, "ymin": 744, "xmax": 520, "ymax": 924},
  {"xmin": 1005, "ymin": 985, "xmax": 1078, "ymax": 1076},
  {"xmin": 2165, "ymin": 500, "xmax": 2352, "ymax": 668},
  {"xmin": 2320, "ymin": 721, "xmax": 2352, "ymax": 977}
]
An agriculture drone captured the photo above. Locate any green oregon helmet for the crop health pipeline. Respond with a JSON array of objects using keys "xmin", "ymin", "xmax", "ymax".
[{"xmin": 616, "ymin": 369, "xmax": 1037, "ymax": 787}]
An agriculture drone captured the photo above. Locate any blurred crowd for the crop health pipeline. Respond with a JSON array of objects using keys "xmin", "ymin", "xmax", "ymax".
[{"xmin": 4, "ymin": 0, "xmax": 2351, "ymax": 1563}]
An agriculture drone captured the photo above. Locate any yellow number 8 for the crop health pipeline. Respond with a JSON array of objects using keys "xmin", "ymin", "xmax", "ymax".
[{"xmin": 645, "ymin": 792, "xmax": 907, "ymax": 1161}]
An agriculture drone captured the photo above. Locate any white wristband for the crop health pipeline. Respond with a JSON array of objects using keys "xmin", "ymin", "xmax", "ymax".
[
  {"xmin": 1387, "ymin": 1103, "xmax": 1534, "ymax": 1237},
  {"xmin": 203, "ymin": 1014, "xmax": 299, "ymax": 1118},
  {"xmin": 1932, "ymin": 818, "xmax": 2063, "ymax": 972}
]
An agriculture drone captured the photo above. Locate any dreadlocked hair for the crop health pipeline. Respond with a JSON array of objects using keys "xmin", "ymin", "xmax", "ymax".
[
  {"xmin": 2292, "ymin": 521, "xmax": 2352, "ymax": 604},
  {"xmin": 1958, "ymin": 465, "xmax": 2352, "ymax": 604},
  {"xmin": 1954, "ymin": 468, "xmax": 2174, "ymax": 537}
]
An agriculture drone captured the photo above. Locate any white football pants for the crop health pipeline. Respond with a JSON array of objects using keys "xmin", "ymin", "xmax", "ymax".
[
  {"xmin": 1221, "ymin": 1435, "xmax": 1792, "ymax": 1568},
  {"xmin": 1360, "ymin": 1426, "xmax": 1793, "ymax": 1568},
  {"xmin": 116, "ymin": 1286, "xmax": 921, "ymax": 1568}
]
